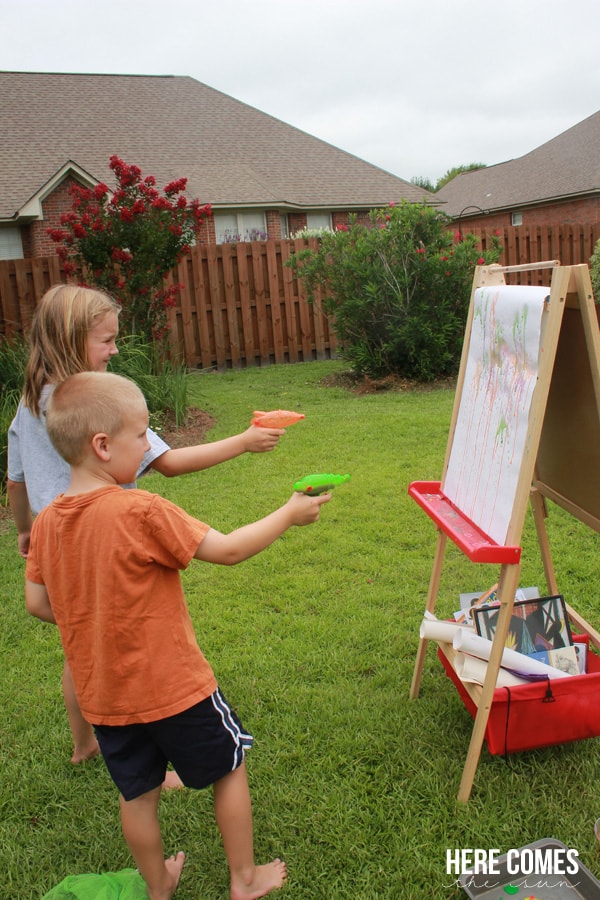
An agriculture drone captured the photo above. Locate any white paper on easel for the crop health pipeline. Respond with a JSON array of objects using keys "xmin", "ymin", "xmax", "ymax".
[
  {"xmin": 454, "ymin": 652, "xmax": 529, "ymax": 688},
  {"xmin": 453, "ymin": 629, "xmax": 571, "ymax": 680},
  {"xmin": 443, "ymin": 285, "xmax": 550, "ymax": 546}
]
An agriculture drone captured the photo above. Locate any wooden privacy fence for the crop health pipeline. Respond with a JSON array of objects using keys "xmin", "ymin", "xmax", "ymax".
[
  {"xmin": 167, "ymin": 238, "xmax": 336, "ymax": 369},
  {"xmin": 0, "ymin": 255, "xmax": 64, "ymax": 338},
  {"xmin": 469, "ymin": 222, "xmax": 600, "ymax": 284},
  {"xmin": 1, "ymin": 226, "xmax": 599, "ymax": 366},
  {"xmin": 0, "ymin": 239, "xmax": 337, "ymax": 369}
]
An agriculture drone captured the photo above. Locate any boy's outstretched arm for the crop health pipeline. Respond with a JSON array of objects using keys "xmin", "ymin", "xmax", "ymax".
[
  {"xmin": 194, "ymin": 491, "xmax": 331, "ymax": 565},
  {"xmin": 26, "ymin": 579, "xmax": 56, "ymax": 624},
  {"xmin": 150, "ymin": 425, "xmax": 285, "ymax": 477}
]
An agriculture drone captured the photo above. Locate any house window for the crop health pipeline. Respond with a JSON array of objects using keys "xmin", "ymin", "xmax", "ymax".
[
  {"xmin": 280, "ymin": 214, "xmax": 289, "ymax": 239},
  {"xmin": 214, "ymin": 211, "xmax": 267, "ymax": 243},
  {"xmin": 511, "ymin": 212, "xmax": 523, "ymax": 226},
  {"xmin": 306, "ymin": 212, "xmax": 332, "ymax": 232},
  {"xmin": 0, "ymin": 226, "xmax": 24, "ymax": 259}
]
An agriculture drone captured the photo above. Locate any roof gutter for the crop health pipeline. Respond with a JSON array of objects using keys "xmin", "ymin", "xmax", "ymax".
[
  {"xmin": 211, "ymin": 197, "xmax": 442, "ymax": 213},
  {"xmin": 447, "ymin": 188, "xmax": 600, "ymax": 219}
]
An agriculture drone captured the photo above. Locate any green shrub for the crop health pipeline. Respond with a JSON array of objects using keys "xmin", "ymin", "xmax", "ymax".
[
  {"xmin": 0, "ymin": 335, "xmax": 28, "ymax": 494},
  {"xmin": 0, "ymin": 333, "xmax": 28, "ymax": 393},
  {"xmin": 108, "ymin": 335, "xmax": 189, "ymax": 429},
  {"xmin": 287, "ymin": 201, "xmax": 502, "ymax": 380},
  {"xmin": 0, "ymin": 390, "xmax": 19, "ymax": 496},
  {"xmin": 590, "ymin": 237, "xmax": 600, "ymax": 302}
]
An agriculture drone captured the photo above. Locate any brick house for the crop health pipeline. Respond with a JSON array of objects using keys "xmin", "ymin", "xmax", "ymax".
[
  {"xmin": 436, "ymin": 110, "xmax": 600, "ymax": 232},
  {"xmin": 0, "ymin": 71, "xmax": 435, "ymax": 260}
]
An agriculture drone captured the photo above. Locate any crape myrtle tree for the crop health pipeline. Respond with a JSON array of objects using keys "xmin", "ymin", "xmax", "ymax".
[
  {"xmin": 287, "ymin": 201, "xmax": 502, "ymax": 381},
  {"xmin": 48, "ymin": 156, "xmax": 211, "ymax": 343}
]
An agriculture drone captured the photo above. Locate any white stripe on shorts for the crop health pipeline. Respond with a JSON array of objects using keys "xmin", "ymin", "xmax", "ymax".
[{"xmin": 211, "ymin": 688, "xmax": 254, "ymax": 770}]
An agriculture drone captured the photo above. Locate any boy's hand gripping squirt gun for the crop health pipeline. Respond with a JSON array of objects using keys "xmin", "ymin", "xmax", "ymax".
[
  {"xmin": 252, "ymin": 410, "xmax": 305, "ymax": 428},
  {"xmin": 294, "ymin": 473, "xmax": 351, "ymax": 495}
]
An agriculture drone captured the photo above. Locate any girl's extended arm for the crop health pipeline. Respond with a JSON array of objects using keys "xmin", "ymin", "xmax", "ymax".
[
  {"xmin": 25, "ymin": 579, "xmax": 56, "ymax": 624},
  {"xmin": 7, "ymin": 479, "xmax": 33, "ymax": 558},
  {"xmin": 194, "ymin": 491, "xmax": 331, "ymax": 565},
  {"xmin": 150, "ymin": 425, "xmax": 284, "ymax": 477}
]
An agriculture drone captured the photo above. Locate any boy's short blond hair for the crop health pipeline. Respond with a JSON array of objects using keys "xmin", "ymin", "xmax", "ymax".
[{"xmin": 47, "ymin": 372, "xmax": 147, "ymax": 465}]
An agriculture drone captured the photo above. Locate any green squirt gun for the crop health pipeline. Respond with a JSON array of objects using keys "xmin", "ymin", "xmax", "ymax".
[{"xmin": 293, "ymin": 473, "xmax": 351, "ymax": 495}]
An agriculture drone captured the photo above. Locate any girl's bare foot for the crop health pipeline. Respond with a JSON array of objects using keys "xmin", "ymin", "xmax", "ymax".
[
  {"xmin": 70, "ymin": 738, "xmax": 100, "ymax": 764},
  {"xmin": 162, "ymin": 770, "xmax": 184, "ymax": 791},
  {"xmin": 230, "ymin": 859, "xmax": 287, "ymax": 900}
]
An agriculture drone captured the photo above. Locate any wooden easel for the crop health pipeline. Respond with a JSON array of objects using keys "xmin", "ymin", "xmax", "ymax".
[{"xmin": 409, "ymin": 262, "xmax": 600, "ymax": 803}]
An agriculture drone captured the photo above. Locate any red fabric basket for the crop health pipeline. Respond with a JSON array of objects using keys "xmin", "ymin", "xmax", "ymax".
[{"xmin": 437, "ymin": 635, "xmax": 600, "ymax": 755}]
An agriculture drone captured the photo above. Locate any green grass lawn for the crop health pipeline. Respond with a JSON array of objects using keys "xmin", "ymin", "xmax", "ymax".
[{"xmin": 1, "ymin": 360, "xmax": 600, "ymax": 899}]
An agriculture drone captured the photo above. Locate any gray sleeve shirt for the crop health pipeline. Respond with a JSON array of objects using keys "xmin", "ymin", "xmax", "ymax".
[{"xmin": 8, "ymin": 386, "xmax": 170, "ymax": 515}]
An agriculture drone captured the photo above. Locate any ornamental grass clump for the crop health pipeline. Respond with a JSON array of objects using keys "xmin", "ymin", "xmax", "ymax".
[
  {"xmin": 288, "ymin": 201, "xmax": 502, "ymax": 381},
  {"xmin": 48, "ymin": 156, "xmax": 211, "ymax": 343}
]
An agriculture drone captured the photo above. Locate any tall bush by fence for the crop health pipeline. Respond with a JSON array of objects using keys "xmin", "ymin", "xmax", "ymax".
[{"xmin": 2, "ymin": 225, "xmax": 599, "ymax": 367}]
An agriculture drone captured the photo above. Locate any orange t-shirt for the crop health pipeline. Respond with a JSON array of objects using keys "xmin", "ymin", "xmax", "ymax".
[{"xmin": 26, "ymin": 486, "xmax": 217, "ymax": 725}]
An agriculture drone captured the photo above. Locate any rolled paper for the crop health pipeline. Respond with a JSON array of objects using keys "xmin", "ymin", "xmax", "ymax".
[
  {"xmin": 453, "ymin": 629, "xmax": 571, "ymax": 680},
  {"xmin": 420, "ymin": 613, "xmax": 466, "ymax": 643},
  {"xmin": 454, "ymin": 652, "xmax": 529, "ymax": 688}
]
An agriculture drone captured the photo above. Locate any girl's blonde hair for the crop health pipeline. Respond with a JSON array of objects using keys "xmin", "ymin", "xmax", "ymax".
[{"xmin": 23, "ymin": 284, "xmax": 121, "ymax": 416}]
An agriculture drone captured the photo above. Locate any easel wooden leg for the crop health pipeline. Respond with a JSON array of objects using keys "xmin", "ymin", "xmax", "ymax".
[
  {"xmin": 530, "ymin": 487, "xmax": 558, "ymax": 594},
  {"xmin": 410, "ymin": 531, "xmax": 446, "ymax": 700},
  {"xmin": 458, "ymin": 563, "xmax": 521, "ymax": 803},
  {"xmin": 529, "ymin": 489, "xmax": 600, "ymax": 646}
]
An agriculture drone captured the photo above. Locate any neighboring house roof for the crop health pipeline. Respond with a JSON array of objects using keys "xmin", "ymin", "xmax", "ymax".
[
  {"xmin": 0, "ymin": 71, "xmax": 434, "ymax": 221},
  {"xmin": 436, "ymin": 110, "xmax": 600, "ymax": 217}
]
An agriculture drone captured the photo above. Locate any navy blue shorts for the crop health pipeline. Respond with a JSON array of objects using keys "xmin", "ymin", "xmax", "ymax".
[{"xmin": 93, "ymin": 688, "xmax": 253, "ymax": 801}]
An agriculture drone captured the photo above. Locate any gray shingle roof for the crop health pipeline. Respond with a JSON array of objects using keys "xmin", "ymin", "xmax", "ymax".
[
  {"xmin": 0, "ymin": 71, "xmax": 433, "ymax": 220},
  {"xmin": 436, "ymin": 110, "xmax": 600, "ymax": 216}
]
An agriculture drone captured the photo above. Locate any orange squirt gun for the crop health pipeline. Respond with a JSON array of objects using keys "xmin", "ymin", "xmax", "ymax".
[{"xmin": 251, "ymin": 409, "xmax": 305, "ymax": 428}]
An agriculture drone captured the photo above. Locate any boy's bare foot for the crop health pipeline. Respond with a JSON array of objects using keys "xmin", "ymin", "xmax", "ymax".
[
  {"xmin": 162, "ymin": 770, "xmax": 184, "ymax": 791},
  {"xmin": 70, "ymin": 739, "xmax": 101, "ymax": 764},
  {"xmin": 148, "ymin": 851, "xmax": 186, "ymax": 900},
  {"xmin": 230, "ymin": 859, "xmax": 287, "ymax": 900},
  {"xmin": 165, "ymin": 852, "xmax": 186, "ymax": 896}
]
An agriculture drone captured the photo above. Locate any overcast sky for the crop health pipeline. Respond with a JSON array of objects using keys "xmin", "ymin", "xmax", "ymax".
[{"xmin": 3, "ymin": 0, "xmax": 599, "ymax": 185}]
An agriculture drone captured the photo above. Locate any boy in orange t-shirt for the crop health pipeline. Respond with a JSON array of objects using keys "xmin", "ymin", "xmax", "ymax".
[{"xmin": 25, "ymin": 371, "xmax": 331, "ymax": 900}]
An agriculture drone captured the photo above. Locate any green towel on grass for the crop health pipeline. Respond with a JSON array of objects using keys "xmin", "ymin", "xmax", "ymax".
[{"xmin": 41, "ymin": 868, "xmax": 147, "ymax": 899}]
